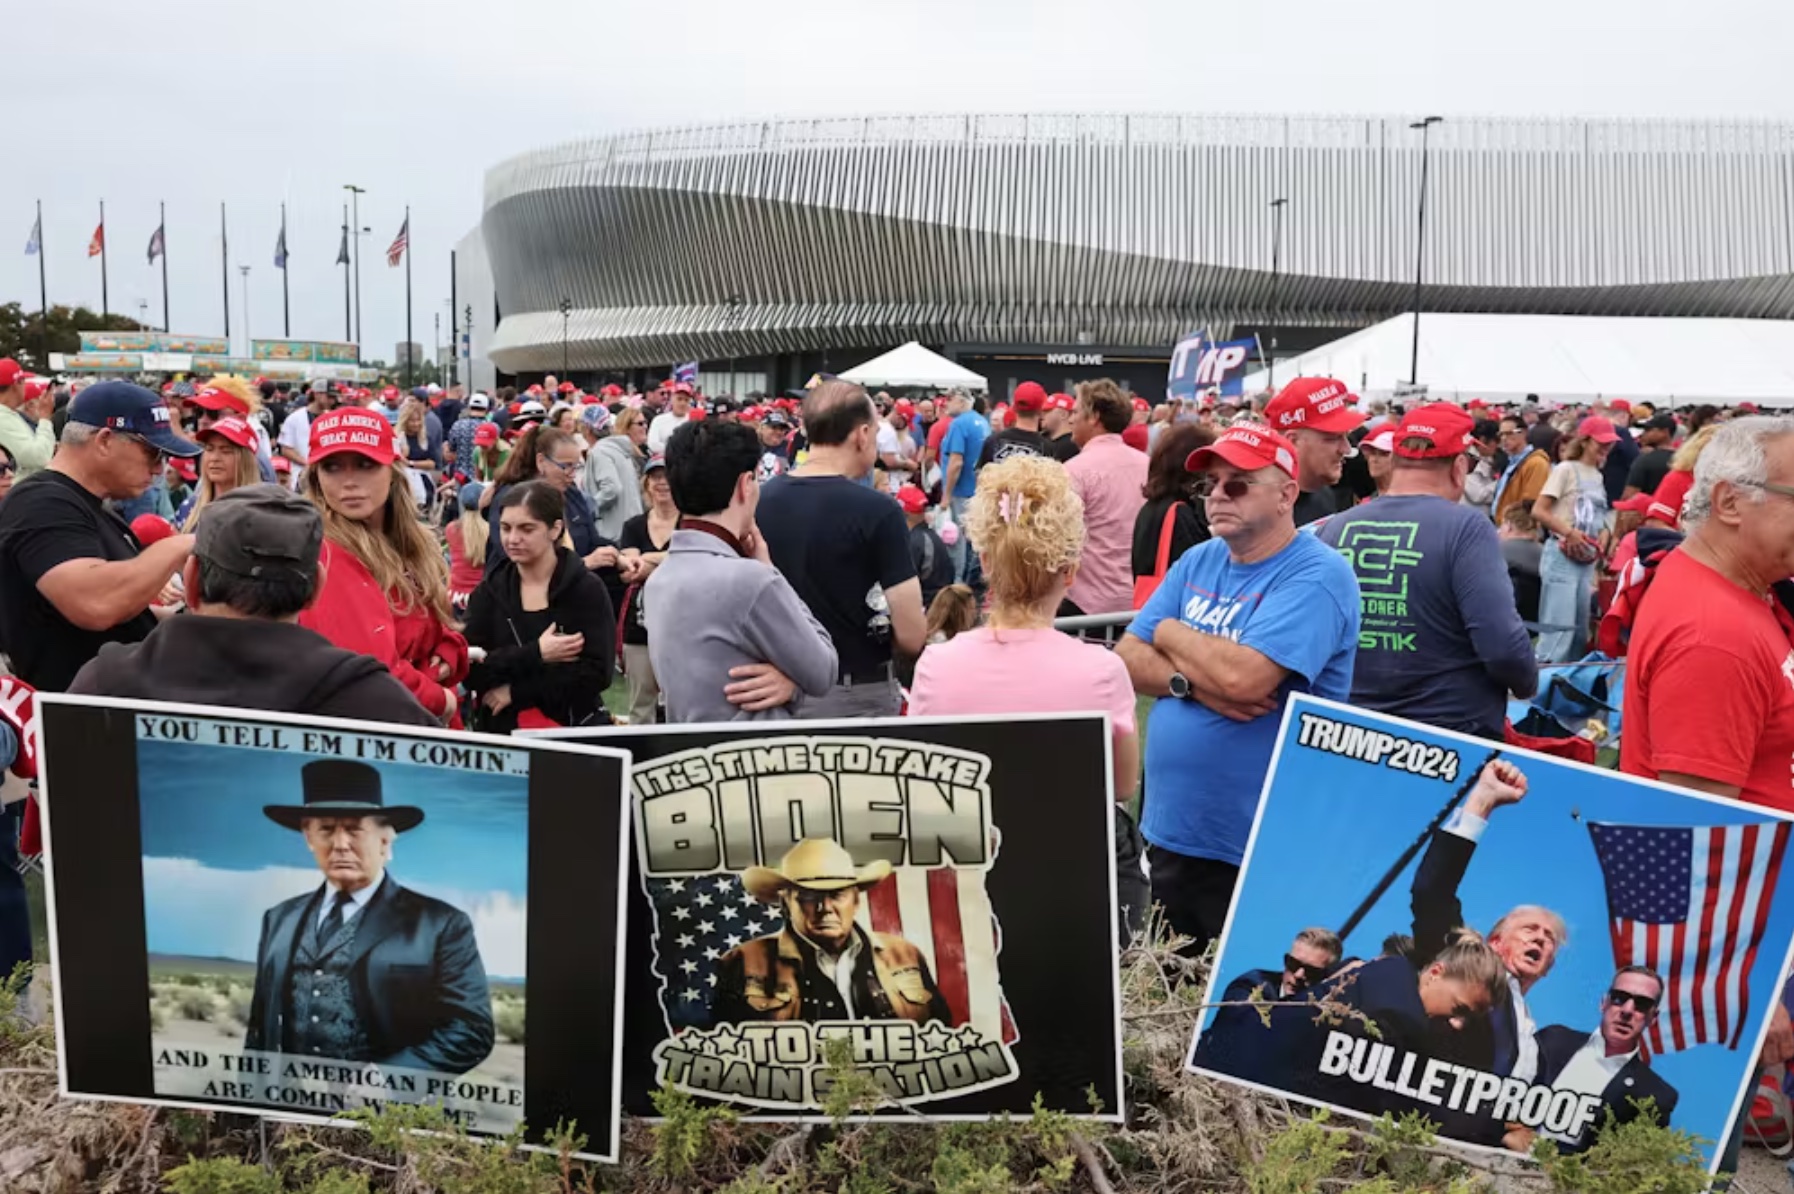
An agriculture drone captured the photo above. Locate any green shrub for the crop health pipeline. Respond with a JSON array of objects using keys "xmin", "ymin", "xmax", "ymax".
[{"xmin": 493, "ymin": 1000, "xmax": 525, "ymax": 1045}]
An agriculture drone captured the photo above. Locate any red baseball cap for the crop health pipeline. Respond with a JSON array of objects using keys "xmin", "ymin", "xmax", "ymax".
[
  {"xmin": 1187, "ymin": 424, "xmax": 1299, "ymax": 480},
  {"xmin": 896, "ymin": 485, "xmax": 929, "ymax": 515},
  {"xmin": 1603, "ymin": 399, "xmax": 1632, "ymax": 414},
  {"xmin": 22, "ymin": 376, "xmax": 51, "ymax": 403},
  {"xmin": 474, "ymin": 422, "xmax": 500, "ymax": 447},
  {"xmin": 169, "ymin": 457, "xmax": 198, "ymax": 484},
  {"xmin": 381, "ymin": 386, "xmax": 401, "ymax": 403},
  {"xmin": 673, "ymin": 381, "xmax": 695, "ymax": 396},
  {"xmin": 188, "ymin": 386, "xmax": 251, "ymax": 416},
  {"xmin": 0, "ymin": 359, "xmax": 31, "ymax": 389},
  {"xmin": 1131, "ymin": 396, "xmax": 1150, "ymax": 412},
  {"xmin": 1012, "ymin": 381, "xmax": 1047, "ymax": 413},
  {"xmin": 1393, "ymin": 403, "xmax": 1477, "ymax": 459},
  {"xmin": 308, "ymin": 407, "xmax": 397, "ymax": 466},
  {"xmin": 894, "ymin": 398, "xmax": 916, "ymax": 417},
  {"xmin": 1575, "ymin": 415, "xmax": 1621, "ymax": 444},
  {"xmin": 1738, "ymin": 402, "xmax": 1761, "ymax": 414},
  {"xmin": 197, "ymin": 416, "xmax": 257, "ymax": 451},
  {"xmin": 558, "ymin": 381, "xmax": 575, "ymax": 393},
  {"xmin": 1363, "ymin": 428, "xmax": 1397, "ymax": 453},
  {"xmin": 1048, "ymin": 392, "xmax": 1075, "ymax": 412},
  {"xmin": 1266, "ymin": 377, "xmax": 1365, "ymax": 435},
  {"xmin": 1121, "ymin": 423, "xmax": 1150, "ymax": 452},
  {"xmin": 600, "ymin": 383, "xmax": 624, "ymax": 397},
  {"xmin": 1466, "ymin": 398, "xmax": 1488, "ymax": 410}
]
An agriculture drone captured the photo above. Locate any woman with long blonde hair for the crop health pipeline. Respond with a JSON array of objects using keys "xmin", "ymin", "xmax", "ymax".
[
  {"xmin": 907, "ymin": 455, "xmax": 1138, "ymax": 802},
  {"xmin": 447, "ymin": 481, "xmax": 490, "ymax": 619},
  {"xmin": 298, "ymin": 407, "xmax": 467, "ymax": 724},
  {"xmin": 175, "ymin": 417, "xmax": 262, "ymax": 530}
]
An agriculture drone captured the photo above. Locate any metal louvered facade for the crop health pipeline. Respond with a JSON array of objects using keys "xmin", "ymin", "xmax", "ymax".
[{"xmin": 480, "ymin": 112, "xmax": 1794, "ymax": 373}]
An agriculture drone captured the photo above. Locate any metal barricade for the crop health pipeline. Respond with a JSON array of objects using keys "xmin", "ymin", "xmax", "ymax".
[{"xmin": 1051, "ymin": 610, "xmax": 1137, "ymax": 648}]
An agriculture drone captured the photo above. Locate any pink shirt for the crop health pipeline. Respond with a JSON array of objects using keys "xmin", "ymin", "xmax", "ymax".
[
  {"xmin": 907, "ymin": 627, "xmax": 1136, "ymax": 736},
  {"xmin": 1063, "ymin": 433, "xmax": 1149, "ymax": 615}
]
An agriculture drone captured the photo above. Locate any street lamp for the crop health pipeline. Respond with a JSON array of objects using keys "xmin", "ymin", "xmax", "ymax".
[
  {"xmin": 239, "ymin": 265, "xmax": 252, "ymax": 356},
  {"xmin": 1267, "ymin": 198, "xmax": 1288, "ymax": 393},
  {"xmin": 1408, "ymin": 116, "xmax": 1444, "ymax": 387},
  {"xmin": 344, "ymin": 185, "xmax": 366, "ymax": 357},
  {"xmin": 558, "ymin": 297, "xmax": 572, "ymax": 380}
]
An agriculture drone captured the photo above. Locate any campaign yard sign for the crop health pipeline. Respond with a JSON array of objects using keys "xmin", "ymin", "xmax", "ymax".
[
  {"xmin": 1188, "ymin": 695, "xmax": 1794, "ymax": 1174},
  {"xmin": 531, "ymin": 715, "xmax": 1125, "ymax": 1122},
  {"xmin": 38, "ymin": 696, "xmax": 634, "ymax": 1162}
]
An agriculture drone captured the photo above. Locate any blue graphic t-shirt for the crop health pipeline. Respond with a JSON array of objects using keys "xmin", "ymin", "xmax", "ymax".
[
  {"xmin": 1130, "ymin": 532, "xmax": 1360, "ymax": 864},
  {"xmin": 940, "ymin": 412, "xmax": 990, "ymax": 499}
]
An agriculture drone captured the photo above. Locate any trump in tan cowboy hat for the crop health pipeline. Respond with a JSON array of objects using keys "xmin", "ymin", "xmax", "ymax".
[{"xmin": 710, "ymin": 838, "xmax": 948, "ymax": 1026}]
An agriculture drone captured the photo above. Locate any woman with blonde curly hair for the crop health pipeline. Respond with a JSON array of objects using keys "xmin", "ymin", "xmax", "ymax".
[
  {"xmin": 907, "ymin": 455, "xmax": 1138, "ymax": 802},
  {"xmin": 298, "ymin": 406, "xmax": 468, "ymax": 725}
]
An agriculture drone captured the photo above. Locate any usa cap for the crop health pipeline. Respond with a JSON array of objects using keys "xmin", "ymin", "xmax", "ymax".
[{"xmin": 68, "ymin": 381, "xmax": 202, "ymax": 458}]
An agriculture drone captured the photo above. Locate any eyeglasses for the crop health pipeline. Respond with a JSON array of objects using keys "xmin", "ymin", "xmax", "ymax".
[
  {"xmin": 541, "ymin": 456, "xmax": 580, "ymax": 473},
  {"xmin": 1737, "ymin": 479, "xmax": 1794, "ymax": 502},
  {"xmin": 1605, "ymin": 988, "xmax": 1659, "ymax": 1014},
  {"xmin": 1283, "ymin": 954, "xmax": 1334, "ymax": 984},
  {"xmin": 1194, "ymin": 475, "xmax": 1283, "ymax": 501},
  {"xmin": 117, "ymin": 431, "xmax": 167, "ymax": 466}
]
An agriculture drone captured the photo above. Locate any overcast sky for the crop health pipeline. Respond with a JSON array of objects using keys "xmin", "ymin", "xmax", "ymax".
[{"xmin": 7, "ymin": 0, "xmax": 1792, "ymax": 364}]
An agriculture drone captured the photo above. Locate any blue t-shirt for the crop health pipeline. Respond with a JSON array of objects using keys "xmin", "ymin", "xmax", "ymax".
[
  {"xmin": 1130, "ymin": 532, "xmax": 1360, "ymax": 865},
  {"xmin": 1317, "ymin": 495, "xmax": 1538, "ymax": 741},
  {"xmin": 940, "ymin": 412, "xmax": 990, "ymax": 499}
]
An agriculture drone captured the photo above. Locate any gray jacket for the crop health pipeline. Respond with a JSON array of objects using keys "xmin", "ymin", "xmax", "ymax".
[
  {"xmin": 644, "ymin": 530, "xmax": 838, "ymax": 722},
  {"xmin": 583, "ymin": 435, "xmax": 644, "ymax": 541}
]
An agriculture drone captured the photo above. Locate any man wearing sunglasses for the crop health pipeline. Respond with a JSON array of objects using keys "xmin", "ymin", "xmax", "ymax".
[
  {"xmin": 1517, "ymin": 966, "xmax": 1677, "ymax": 1153},
  {"xmin": 0, "ymin": 381, "xmax": 202, "ymax": 692},
  {"xmin": 1117, "ymin": 423, "xmax": 1361, "ymax": 954}
]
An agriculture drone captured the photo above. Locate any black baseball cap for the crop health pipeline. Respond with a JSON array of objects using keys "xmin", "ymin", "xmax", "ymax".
[
  {"xmin": 67, "ymin": 381, "xmax": 202, "ymax": 458},
  {"xmin": 1643, "ymin": 413, "xmax": 1678, "ymax": 433},
  {"xmin": 193, "ymin": 484, "xmax": 322, "ymax": 581}
]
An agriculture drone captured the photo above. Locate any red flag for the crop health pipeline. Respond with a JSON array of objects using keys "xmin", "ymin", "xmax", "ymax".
[{"xmin": 87, "ymin": 223, "xmax": 105, "ymax": 257}]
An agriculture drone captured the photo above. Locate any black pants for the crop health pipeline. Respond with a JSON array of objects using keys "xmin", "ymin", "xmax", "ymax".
[
  {"xmin": 1114, "ymin": 806, "xmax": 1149, "ymax": 948},
  {"xmin": 1147, "ymin": 845, "xmax": 1240, "ymax": 958}
]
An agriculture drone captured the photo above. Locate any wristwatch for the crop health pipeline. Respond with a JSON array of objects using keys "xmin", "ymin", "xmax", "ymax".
[{"xmin": 1168, "ymin": 672, "xmax": 1192, "ymax": 700}]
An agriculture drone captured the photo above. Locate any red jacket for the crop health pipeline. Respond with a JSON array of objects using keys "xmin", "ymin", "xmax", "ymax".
[{"xmin": 299, "ymin": 540, "xmax": 469, "ymax": 723}]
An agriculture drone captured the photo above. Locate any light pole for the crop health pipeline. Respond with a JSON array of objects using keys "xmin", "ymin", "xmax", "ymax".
[
  {"xmin": 239, "ymin": 265, "xmax": 252, "ymax": 357},
  {"xmin": 1408, "ymin": 116, "xmax": 1444, "ymax": 387},
  {"xmin": 465, "ymin": 303, "xmax": 474, "ymax": 388},
  {"xmin": 1267, "ymin": 198, "xmax": 1287, "ymax": 393},
  {"xmin": 724, "ymin": 294, "xmax": 745, "ymax": 394},
  {"xmin": 344, "ymin": 184, "xmax": 366, "ymax": 359},
  {"xmin": 558, "ymin": 297, "xmax": 572, "ymax": 380}
]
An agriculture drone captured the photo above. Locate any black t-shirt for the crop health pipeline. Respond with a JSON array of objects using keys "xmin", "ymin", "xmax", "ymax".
[
  {"xmin": 1294, "ymin": 486, "xmax": 1337, "ymax": 528},
  {"xmin": 978, "ymin": 427, "xmax": 1052, "ymax": 468},
  {"xmin": 758, "ymin": 475, "xmax": 917, "ymax": 678},
  {"xmin": 1130, "ymin": 497, "xmax": 1209, "ymax": 578},
  {"xmin": 908, "ymin": 522, "xmax": 955, "ymax": 609},
  {"xmin": 1046, "ymin": 433, "xmax": 1079, "ymax": 462},
  {"xmin": 618, "ymin": 513, "xmax": 672, "ymax": 646},
  {"xmin": 0, "ymin": 470, "xmax": 158, "ymax": 691},
  {"xmin": 1627, "ymin": 447, "xmax": 1674, "ymax": 497}
]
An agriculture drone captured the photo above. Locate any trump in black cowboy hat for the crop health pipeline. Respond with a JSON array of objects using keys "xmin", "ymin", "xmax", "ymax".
[
  {"xmin": 245, "ymin": 760, "xmax": 494, "ymax": 1074},
  {"xmin": 710, "ymin": 838, "xmax": 948, "ymax": 1027}
]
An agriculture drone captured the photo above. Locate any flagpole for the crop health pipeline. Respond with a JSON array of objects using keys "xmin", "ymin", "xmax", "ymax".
[
  {"xmin": 160, "ymin": 201, "xmax": 170, "ymax": 333},
  {"xmin": 220, "ymin": 202, "xmax": 231, "ymax": 341},
  {"xmin": 280, "ymin": 202, "xmax": 291, "ymax": 338},
  {"xmin": 341, "ymin": 204, "xmax": 352, "ymax": 345},
  {"xmin": 450, "ymin": 249, "xmax": 459, "ymax": 390},
  {"xmin": 403, "ymin": 205, "xmax": 413, "ymax": 390},
  {"xmin": 35, "ymin": 200, "xmax": 48, "ymax": 369},
  {"xmin": 99, "ymin": 200, "xmax": 110, "ymax": 320}
]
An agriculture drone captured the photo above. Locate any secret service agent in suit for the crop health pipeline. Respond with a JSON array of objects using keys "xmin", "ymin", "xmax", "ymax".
[
  {"xmin": 245, "ymin": 760, "xmax": 495, "ymax": 1074},
  {"xmin": 1196, "ymin": 927, "xmax": 1343, "ymax": 1078},
  {"xmin": 710, "ymin": 838, "xmax": 949, "ymax": 1026},
  {"xmin": 1410, "ymin": 759, "xmax": 1567, "ymax": 1093},
  {"xmin": 1506, "ymin": 966, "xmax": 1680, "ymax": 1155}
]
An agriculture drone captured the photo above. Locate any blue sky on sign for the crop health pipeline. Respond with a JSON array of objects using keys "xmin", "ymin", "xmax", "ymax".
[
  {"xmin": 136, "ymin": 738, "xmax": 528, "ymax": 980},
  {"xmin": 1206, "ymin": 698, "xmax": 1794, "ymax": 1166}
]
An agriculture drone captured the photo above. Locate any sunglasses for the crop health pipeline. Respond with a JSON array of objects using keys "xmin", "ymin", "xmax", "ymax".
[
  {"xmin": 1605, "ymin": 988, "xmax": 1659, "ymax": 1014},
  {"xmin": 1194, "ymin": 475, "xmax": 1283, "ymax": 501},
  {"xmin": 0, "ymin": 462, "xmax": 13, "ymax": 476},
  {"xmin": 117, "ymin": 431, "xmax": 168, "ymax": 466},
  {"xmin": 1283, "ymin": 954, "xmax": 1334, "ymax": 983}
]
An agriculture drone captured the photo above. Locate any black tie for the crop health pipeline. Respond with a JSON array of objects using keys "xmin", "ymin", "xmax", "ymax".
[{"xmin": 320, "ymin": 889, "xmax": 354, "ymax": 939}]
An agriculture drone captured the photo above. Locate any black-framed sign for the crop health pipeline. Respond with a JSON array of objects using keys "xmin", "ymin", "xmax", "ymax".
[
  {"xmin": 532, "ymin": 714, "xmax": 1124, "ymax": 1122},
  {"xmin": 39, "ymin": 695, "xmax": 633, "ymax": 1162}
]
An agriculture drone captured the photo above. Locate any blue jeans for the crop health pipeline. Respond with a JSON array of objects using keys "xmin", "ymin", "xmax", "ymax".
[
  {"xmin": 1536, "ymin": 541, "xmax": 1592, "ymax": 664},
  {"xmin": 948, "ymin": 494, "xmax": 983, "ymax": 588},
  {"xmin": 0, "ymin": 803, "xmax": 29, "ymax": 985}
]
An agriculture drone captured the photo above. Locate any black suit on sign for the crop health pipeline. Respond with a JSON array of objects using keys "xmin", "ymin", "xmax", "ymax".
[
  {"xmin": 245, "ymin": 876, "xmax": 495, "ymax": 1074},
  {"xmin": 1533, "ymin": 1024, "xmax": 1679, "ymax": 1151},
  {"xmin": 1410, "ymin": 827, "xmax": 1521, "ymax": 1076}
]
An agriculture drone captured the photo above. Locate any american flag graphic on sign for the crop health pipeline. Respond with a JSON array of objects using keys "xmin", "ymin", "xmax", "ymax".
[
  {"xmin": 646, "ymin": 858, "xmax": 1017, "ymax": 1045},
  {"xmin": 1589, "ymin": 821, "xmax": 1790, "ymax": 1054}
]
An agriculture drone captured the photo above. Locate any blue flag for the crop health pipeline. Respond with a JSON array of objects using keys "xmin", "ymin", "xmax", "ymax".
[
  {"xmin": 274, "ymin": 225, "xmax": 288, "ymax": 270},
  {"xmin": 1167, "ymin": 333, "xmax": 1256, "ymax": 402},
  {"xmin": 24, "ymin": 215, "xmax": 40, "ymax": 257},
  {"xmin": 673, "ymin": 361, "xmax": 699, "ymax": 384}
]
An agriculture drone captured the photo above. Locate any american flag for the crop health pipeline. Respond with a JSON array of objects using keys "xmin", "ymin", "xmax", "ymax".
[
  {"xmin": 87, "ymin": 223, "xmax": 105, "ymax": 258},
  {"xmin": 386, "ymin": 218, "xmax": 408, "ymax": 267},
  {"xmin": 1589, "ymin": 821, "xmax": 1790, "ymax": 1054},
  {"xmin": 646, "ymin": 866, "xmax": 1017, "ymax": 1044},
  {"xmin": 672, "ymin": 361, "xmax": 699, "ymax": 384}
]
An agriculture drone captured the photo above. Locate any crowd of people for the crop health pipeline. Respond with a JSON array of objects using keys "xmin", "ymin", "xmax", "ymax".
[{"xmin": 0, "ymin": 351, "xmax": 1790, "ymax": 1160}]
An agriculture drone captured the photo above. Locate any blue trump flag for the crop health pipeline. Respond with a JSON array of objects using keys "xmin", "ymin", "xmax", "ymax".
[{"xmin": 1167, "ymin": 333, "xmax": 1256, "ymax": 401}]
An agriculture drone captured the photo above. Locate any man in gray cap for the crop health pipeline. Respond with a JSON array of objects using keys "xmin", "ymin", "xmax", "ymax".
[{"xmin": 69, "ymin": 484, "xmax": 435, "ymax": 725}]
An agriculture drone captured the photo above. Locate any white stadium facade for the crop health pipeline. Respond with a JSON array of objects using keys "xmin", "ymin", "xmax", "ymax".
[{"xmin": 454, "ymin": 112, "xmax": 1794, "ymax": 398}]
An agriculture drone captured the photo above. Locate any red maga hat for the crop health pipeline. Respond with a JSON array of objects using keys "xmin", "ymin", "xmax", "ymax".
[
  {"xmin": 1187, "ymin": 424, "xmax": 1299, "ymax": 480},
  {"xmin": 308, "ymin": 407, "xmax": 397, "ymax": 466},
  {"xmin": 1266, "ymin": 377, "xmax": 1364, "ymax": 436},
  {"xmin": 1392, "ymin": 403, "xmax": 1477, "ymax": 460}
]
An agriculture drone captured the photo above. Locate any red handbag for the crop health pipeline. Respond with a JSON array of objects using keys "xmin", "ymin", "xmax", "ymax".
[{"xmin": 1132, "ymin": 503, "xmax": 1183, "ymax": 609}]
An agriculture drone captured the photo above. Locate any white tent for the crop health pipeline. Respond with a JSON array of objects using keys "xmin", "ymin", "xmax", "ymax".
[
  {"xmin": 1243, "ymin": 313, "xmax": 1794, "ymax": 408},
  {"xmin": 840, "ymin": 342, "xmax": 988, "ymax": 391}
]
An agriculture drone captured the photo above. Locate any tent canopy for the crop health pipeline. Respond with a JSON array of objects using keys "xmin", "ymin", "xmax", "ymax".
[
  {"xmin": 839, "ymin": 342, "xmax": 988, "ymax": 390},
  {"xmin": 1244, "ymin": 313, "xmax": 1794, "ymax": 408}
]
